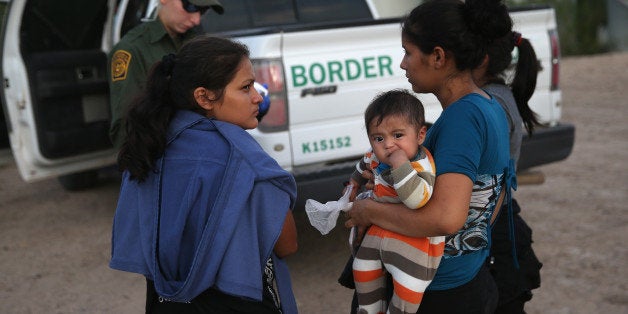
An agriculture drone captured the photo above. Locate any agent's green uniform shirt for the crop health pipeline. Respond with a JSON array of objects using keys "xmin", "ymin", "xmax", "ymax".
[{"xmin": 108, "ymin": 18, "xmax": 198, "ymax": 148}]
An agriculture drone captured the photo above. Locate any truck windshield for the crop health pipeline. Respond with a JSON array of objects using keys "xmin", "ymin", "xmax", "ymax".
[{"xmin": 201, "ymin": 0, "xmax": 372, "ymax": 34}]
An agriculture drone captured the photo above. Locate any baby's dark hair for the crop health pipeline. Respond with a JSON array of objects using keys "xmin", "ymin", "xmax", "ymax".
[
  {"xmin": 364, "ymin": 89, "xmax": 425, "ymax": 134},
  {"xmin": 402, "ymin": 0, "xmax": 512, "ymax": 71}
]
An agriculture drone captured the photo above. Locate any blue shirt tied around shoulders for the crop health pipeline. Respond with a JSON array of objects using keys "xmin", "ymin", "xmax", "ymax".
[{"xmin": 109, "ymin": 110, "xmax": 298, "ymax": 313}]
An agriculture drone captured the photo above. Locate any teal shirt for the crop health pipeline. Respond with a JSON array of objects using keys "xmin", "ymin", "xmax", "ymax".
[{"xmin": 108, "ymin": 18, "xmax": 198, "ymax": 148}]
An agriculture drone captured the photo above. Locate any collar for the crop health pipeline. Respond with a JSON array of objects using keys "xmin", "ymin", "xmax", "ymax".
[
  {"xmin": 146, "ymin": 19, "xmax": 172, "ymax": 44},
  {"xmin": 166, "ymin": 110, "xmax": 208, "ymax": 144}
]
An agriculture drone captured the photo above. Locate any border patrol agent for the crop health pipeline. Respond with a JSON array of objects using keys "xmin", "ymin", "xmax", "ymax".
[{"xmin": 108, "ymin": 0, "xmax": 224, "ymax": 148}]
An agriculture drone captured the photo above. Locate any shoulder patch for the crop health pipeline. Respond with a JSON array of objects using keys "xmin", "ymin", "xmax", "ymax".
[{"xmin": 111, "ymin": 50, "xmax": 132, "ymax": 82}]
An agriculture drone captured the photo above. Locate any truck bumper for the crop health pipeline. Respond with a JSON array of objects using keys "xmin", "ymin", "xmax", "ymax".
[{"xmin": 518, "ymin": 123, "xmax": 575, "ymax": 170}]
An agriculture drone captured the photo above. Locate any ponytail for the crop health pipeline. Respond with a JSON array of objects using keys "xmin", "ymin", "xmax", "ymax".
[
  {"xmin": 511, "ymin": 36, "xmax": 541, "ymax": 136},
  {"xmin": 484, "ymin": 31, "xmax": 542, "ymax": 136},
  {"xmin": 117, "ymin": 57, "xmax": 176, "ymax": 182}
]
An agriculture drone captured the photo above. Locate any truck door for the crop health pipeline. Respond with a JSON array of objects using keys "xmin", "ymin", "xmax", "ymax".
[
  {"xmin": 0, "ymin": 0, "xmax": 148, "ymax": 187},
  {"xmin": 0, "ymin": 0, "xmax": 11, "ymax": 164}
]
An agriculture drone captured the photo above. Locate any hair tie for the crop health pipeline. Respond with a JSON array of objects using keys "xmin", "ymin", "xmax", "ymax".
[
  {"xmin": 513, "ymin": 31, "xmax": 523, "ymax": 47},
  {"xmin": 162, "ymin": 53, "xmax": 176, "ymax": 75}
]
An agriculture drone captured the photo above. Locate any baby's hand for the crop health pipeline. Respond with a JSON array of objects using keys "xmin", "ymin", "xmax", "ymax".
[
  {"xmin": 388, "ymin": 149, "xmax": 409, "ymax": 168},
  {"xmin": 344, "ymin": 179, "xmax": 360, "ymax": 201},
  {"xmin": 360, "ymin": 169, "xmax": 374, "ymax": 192}
]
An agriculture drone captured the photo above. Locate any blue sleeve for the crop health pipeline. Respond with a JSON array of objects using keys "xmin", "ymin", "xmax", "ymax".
[{"xmin": 425, "ymin": 101, "xmax": 486, "ymax": 182}]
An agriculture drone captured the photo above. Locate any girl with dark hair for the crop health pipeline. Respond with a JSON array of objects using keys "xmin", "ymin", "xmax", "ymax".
[
  {"xmin": 345, "ymin": 1, "xmax": 515, "ymax": 312},
  {"xmin": 479, "ymin": 31, "xmax": 541, "ymax": 143},
  {"xmin": 110, "ymin": 35, "xmax": 298, "ymax": 314},
  {"xmin": 475, "ymin": 31, "xmax": 544, "ymax": 314}
]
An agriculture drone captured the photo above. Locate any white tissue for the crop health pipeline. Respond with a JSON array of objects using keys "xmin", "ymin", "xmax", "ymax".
[{"xmin": 305, "ymin": 185, "xmax": 353, "ymax": 235}]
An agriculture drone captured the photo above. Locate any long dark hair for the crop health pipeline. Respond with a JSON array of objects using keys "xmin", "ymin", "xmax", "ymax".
[
  {"xmin": 402, "ymin": 0, "xmax": 512, "ymax": 72},
  {"xmin": 485, "ymin": 32, "xmax": 541, "ymax": 135},
  {"xmin": 117, "ymin": 35, "xmax": 250, "ymax": 182}
]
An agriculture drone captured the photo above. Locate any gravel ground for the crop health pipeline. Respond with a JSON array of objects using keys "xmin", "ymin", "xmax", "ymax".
[{"xmin": 0, "ymin": 52, "xmax": 627, "ymax": 314}]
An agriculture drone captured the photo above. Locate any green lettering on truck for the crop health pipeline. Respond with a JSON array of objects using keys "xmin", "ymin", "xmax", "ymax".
[
  {"xmin": 328, "ymin": 61, "xmax": 344, "ymax": 83},
  {"xmin": 310, "ymin": 63, "xmax": 326, "ymax": 84},
  {"xmin": 290, "ymin": 55, "xmax": 394, "ymax": 87},
  {"xmin": 292, "ymin": 65, "xmax": 307, "ymax": 87},
  {"xmin": 378, "ymin": 56, "xmax": 393, "ymax": 76},
  {"xmin": 301, "ymin": 136, "xmax": 352, "ymax": 154},
  {"xmin": 363, "ymin": 57, "xmax": 376, "ymax": 78},
  {"xmin": 345, "ymin": 59, "xmax": 361, "ymax": 81},
  {"xmin": 302, "ymin": 142, "xmax": 311, "ymax": 153}
]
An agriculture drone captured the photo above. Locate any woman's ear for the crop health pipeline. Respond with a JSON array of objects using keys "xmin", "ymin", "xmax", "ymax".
[
  {"xmin": 194, "ymin": 87, "xmax": 216, "ymax": 111},
  {"xmin": 432, "ymin": 47, "xmax": 447, "ymax": 68}
]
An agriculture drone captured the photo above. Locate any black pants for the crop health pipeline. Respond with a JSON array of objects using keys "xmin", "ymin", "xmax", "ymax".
[
  {"xmin": 349, "ymin": 263, "xmax": 498, "ymax": 314},
  {"xmin": 145, "ymin": 279, "xmax": 281, "ymax": 314},
  {"xmin": 494, "ymin": 291, "xmax": 533, "ymax": 314},
  {"xmin": 415, "ymin": 263, "xmax": 498, "ymax": 314},
  {"xmin": 489, "ymin": 198, "xmax": 542, "ymax": 314}
]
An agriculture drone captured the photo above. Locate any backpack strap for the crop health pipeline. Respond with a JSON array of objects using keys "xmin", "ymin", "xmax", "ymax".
[{"xmin": 504, "ymin": 158, "xmax": 519, "ymax": 268}]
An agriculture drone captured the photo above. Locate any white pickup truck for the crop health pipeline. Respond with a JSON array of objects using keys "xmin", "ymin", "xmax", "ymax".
[{"xmin": 0, "ymin": 0, "xmax": 574, "ymax": 204}]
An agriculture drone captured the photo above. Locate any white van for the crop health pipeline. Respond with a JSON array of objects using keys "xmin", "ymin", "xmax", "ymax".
[{"xmin": 0, "ymin": 0, "xmax": 574, "ymax": 201}]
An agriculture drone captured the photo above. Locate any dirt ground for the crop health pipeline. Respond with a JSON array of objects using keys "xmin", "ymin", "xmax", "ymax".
[{"xmin": 1, "ymin": 52, "xmax": 627, "ymax": 314}]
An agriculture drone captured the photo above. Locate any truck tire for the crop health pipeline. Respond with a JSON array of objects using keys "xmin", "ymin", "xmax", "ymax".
[{"xmin": 57, "ymin": 170, "xmax": 100, "ymax": 191}]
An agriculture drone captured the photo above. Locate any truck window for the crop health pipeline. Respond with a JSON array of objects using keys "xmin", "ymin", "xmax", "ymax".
[
  {"xmin": 20, "ymin": 0, "xmax": 108, "ymax": 52},
  {"xmin": 298, "ymin": 0, "xmax": 371, "ymax": 23},
  {"xmin": 18, "ymin": 0, "xmax": 112, "ymax": 159},
  {"xmin": 201, "ymin": 0, "xmax": 371, "ymax": 33}
]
